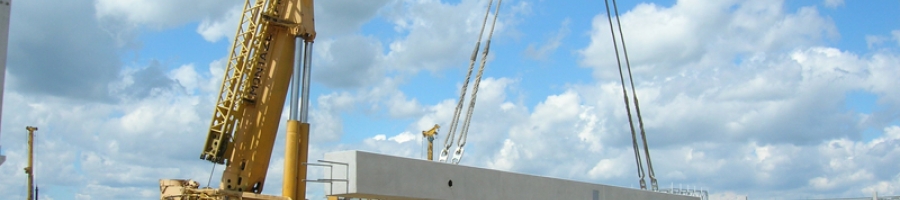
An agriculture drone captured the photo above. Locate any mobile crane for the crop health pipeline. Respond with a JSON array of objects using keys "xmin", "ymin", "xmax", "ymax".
[{"xmin": 158, "ymin": 0, "xmax": 315, "ymax": 199}]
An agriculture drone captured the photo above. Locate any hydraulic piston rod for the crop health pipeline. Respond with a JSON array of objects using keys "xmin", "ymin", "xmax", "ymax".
[{"xmin": 284, "ymin": 36, "xmax": 314, "ymax": 200}]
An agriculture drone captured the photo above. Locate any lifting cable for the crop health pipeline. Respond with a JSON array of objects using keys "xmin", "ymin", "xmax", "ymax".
[
  {"xmin": 453, "ymin": 0, "xmax": 503, "ymax": 164},
  {"xmin": 439, "ymin": 0, "xmax": 496, "ymax": 163},
  {"xmin": 603, "ymin": 0, "xmax": 656, "ymax": 190},
  {"xmin": 610, "ymin": 0, "xmax": 658, "ymax": 191}
]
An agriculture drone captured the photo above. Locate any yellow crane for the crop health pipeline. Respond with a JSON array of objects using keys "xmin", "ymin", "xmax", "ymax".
[
  {"xmin": 421, "ymin": 124, "xmax": 440, "ymax": 161},
  {"xmin": 159, "ymin": 0, "xmax": 315, "ymax": 199},
  {"xmin": 25, "ymin": 126, "xmax": 37, "ymax": 200}
]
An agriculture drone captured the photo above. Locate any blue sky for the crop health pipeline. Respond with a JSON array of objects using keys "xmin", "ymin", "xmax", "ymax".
[{"xmin": 1, "ymin": 0, "xmax": 900, "ymax": 199}]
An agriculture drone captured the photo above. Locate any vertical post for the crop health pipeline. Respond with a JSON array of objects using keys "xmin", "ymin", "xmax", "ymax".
[
  {"xmin": 297, "ymin": 122, "xmax": 310, "ymax": 200},
  {"xmin": 283, "ymin": 120, "xmax": 300, "ymax": 199},
  {"xmin": 297, "ymin": 40, "xmax": 314, "ymax": 200},
  {"xmin": 290, "ymin": 37, "xmax": 302, "ymax": 120},
  {"xmin": 300, "ymin": 41, "xmax": 312, "ymax": 123},
  {"xmin": 427, "ymin": 137, "xmax": 434, "ymax": 161},
  {"xmin": 25, "ymin": 126, "xmax": 37, "ymax": 200}
]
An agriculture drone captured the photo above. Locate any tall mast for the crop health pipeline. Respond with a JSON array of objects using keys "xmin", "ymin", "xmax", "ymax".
[{"xmin": 25, "ymin": 126, "xmax": 37, "ymax": 200}]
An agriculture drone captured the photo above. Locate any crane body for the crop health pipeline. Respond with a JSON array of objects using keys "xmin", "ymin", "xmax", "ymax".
[{"xmin": 160, "ymin": 0, "xmax": 315, "ymax": 199}]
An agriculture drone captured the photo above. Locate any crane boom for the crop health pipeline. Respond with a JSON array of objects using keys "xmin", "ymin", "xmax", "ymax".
[{"xmin": 161, "ymin": 0, "xmax": 315, "ymax": 199}]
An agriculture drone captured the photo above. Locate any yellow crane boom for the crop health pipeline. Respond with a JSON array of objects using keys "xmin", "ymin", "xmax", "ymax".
[{"xmin": 161, "ymin": 0, "xmax": 315, "ymax": 199}]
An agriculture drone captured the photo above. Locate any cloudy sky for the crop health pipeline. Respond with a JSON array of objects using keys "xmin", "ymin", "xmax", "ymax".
[{"xmin": 1, "ymin": 0, "xmax": 899, "ymax": 199}]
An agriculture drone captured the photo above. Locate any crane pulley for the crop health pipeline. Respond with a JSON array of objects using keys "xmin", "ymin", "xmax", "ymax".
[{"xmin": 439, "ymin": 0, "xmax": 503, "ymax": 165}]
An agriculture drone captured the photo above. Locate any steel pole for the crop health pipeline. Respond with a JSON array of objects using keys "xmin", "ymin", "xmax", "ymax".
[
  {"xmin": 290, "ymin": 37, "xmax": 302, "ymax": 120},
  {"xmin": 296, "ymin": 40, "xmax": 314, "ymax": 200},
  {"xmin": 300, "ymin": 42, "xmax": 312, "ymax": 123}
]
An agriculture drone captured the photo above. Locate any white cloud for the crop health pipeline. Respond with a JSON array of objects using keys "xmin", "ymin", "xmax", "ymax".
[
  {"xmin": 8, "ymin": 0, "xmax": 122, "ymax": 101},
  {"xmin": 865, "ymin": 35, "xmax": 888, "ymax": 49},
  {"xmin": 196, "ymin": 5, "xmax": 242, "ymax": 43},
  {"xmin": 169, "ymin": 64, "xmax": 205, "ymax": 93},
  {"xmin": 576, "ymin": 106, "xmax": 604, "ymax": 152},
  {"xmin": 525, "ymin": 18, "xmax": 570, "ymax": 60},
  {"xmin": 95, "ymin": 0, "xmax": 391, "ymax": 43},
  {"xmin": 389, "ymin": 131, "xmax": 418, "ymax": 143},
  {"xmin": 316, "ymin": 0, "xmax": 393, "ymax": 36},
  {"xmin": 824, "ymin": 0, "xmax": 844, "ymax": 8},
  {"xmin": 893, "ymin": 30, "xmax": 900, "ymax": 46},
  {"xmin": 488, "ymin": 139, "xmax": 518, "ymax": 170},
  {"xmin": 579, "ymin": 0, "xmax": 837, "ymax": 81},
  {"xmin": 309, "ymin": 92, "xmax": 353, "ymax": 143},
  {"xmin": 383, "ymin": 0, "xmax": 514, "ymax": 72},
  {"xmin": 860, "ymin": 175, "xmax": 900, "ymax": 196},
  {"xmin": 94, "ymin": 0, "xmax": 239, "ymax": 29},
  {"xmin": 864, "ymin": 30, "xmax": 900, "ymax": 49},
  {"xmin": 386, "ymin": 94, "xmax": 425, "ymax": 118},
  {"xmin": 314, "ymin": 35, "xmax": 384, "ymax": 88},
  {"xmin": 0, "ymin": 58, "xmax": 220, "ymax": 199},
  {"xmin": 588, "ymin": 157, "xmax": 627, "ymax": 179},
  {"xmin": 804, "ymin": 126, "xmax": 900, "ymax": 195}
]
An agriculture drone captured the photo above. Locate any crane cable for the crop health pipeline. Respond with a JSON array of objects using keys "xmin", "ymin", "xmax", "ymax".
[
  {"xmin": 610, "ymin": 0, "xmax": 658, "ymax": 191},
  {"xmin": 453, "ymin": 0, "xmax": 503, "ymax": 164},
  {"xmin": 439, "ymin": 0, "xmax": 495, "ymax": 162},
  {"xmin": 603, "ymin": 0, "xmax": 647, "ymax": 190}
]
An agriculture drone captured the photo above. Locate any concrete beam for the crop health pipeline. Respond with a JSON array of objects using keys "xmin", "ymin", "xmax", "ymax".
[{"xmin": 317, "ymin": 150, "xmax": 699, "ymax": 200}]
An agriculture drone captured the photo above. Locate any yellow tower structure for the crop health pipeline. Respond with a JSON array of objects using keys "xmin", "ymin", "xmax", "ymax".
[
  {"xmin": 24, "ymin": 126, "xmax": 37, "ymax": 200},
  {"xmin": 422, "ymin": 124, "xmax": 440, "ymax": 161}
]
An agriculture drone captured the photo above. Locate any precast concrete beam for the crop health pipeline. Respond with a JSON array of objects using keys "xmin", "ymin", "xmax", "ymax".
[{"xmin": 317, "ymin": 150, "xmax": 699, "ymax": 200}]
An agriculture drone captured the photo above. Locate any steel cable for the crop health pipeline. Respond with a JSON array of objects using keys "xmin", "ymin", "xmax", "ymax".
[
  {"xmin": 440, "ymin": 0, "xmax": 495, "ymax": 162},
  {"xmin": 610, "ymin": 0, "xmax": 658, "ymax": 191},
  {"xmin": 454, "ymin": 0, "xmax": 503, "ymax": 164},
  {"xmin": 603, "ymin": 0, "xmax": 646, "ymax": 189}
]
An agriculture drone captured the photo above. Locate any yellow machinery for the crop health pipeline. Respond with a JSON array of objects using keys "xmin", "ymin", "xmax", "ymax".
[
  {"xmin": 159, "ymin": 0, "xmax": 315, "ymax": 199},
  {"xmin": 24, "ymin": 126, "xmax": 37, "ymax": 200},
  {"xmin": 421, "ymin": 125, "xmax": 440, "ymax": 161}
]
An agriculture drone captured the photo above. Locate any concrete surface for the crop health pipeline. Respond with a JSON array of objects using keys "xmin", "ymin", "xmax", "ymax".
[{"xmin": 317, "ymin": 150, "xmax": 699, "ymax": 200}]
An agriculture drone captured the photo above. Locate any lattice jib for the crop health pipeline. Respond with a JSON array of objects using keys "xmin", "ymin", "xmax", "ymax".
[{"xmin": 200, "ymin": 0, "xmax": 269, "ymax": 164}]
